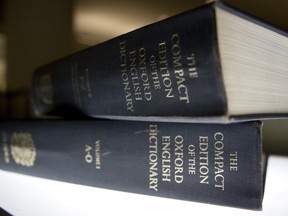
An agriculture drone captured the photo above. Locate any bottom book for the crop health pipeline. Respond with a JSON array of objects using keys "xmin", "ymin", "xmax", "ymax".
[{"xmin": 0, "ymin": 120, "xmax": 263, "ymax": 209}]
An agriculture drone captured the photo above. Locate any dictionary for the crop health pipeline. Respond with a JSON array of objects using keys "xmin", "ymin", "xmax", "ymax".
[
  {"xmin": 31, "ymin": 1, "xmax": 288, "ymax": 122},
  {"xmin": 0, "ymin": 119, "xmax": 263, "ymax": 209}
]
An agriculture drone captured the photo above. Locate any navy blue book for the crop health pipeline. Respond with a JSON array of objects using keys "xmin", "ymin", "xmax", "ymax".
[
  {"xmin": 0, "ymin": 120, "xmax": 263, "ymax": 209},
  {"xmin": 31, "ymin": 1, "xmax": 288, "ymax": 122}
]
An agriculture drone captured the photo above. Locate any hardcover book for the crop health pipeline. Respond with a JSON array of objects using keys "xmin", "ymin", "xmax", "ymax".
[
  {"xmin": 0, "ymin": 119, "xmax": 264, "ymax": 209},
  {"xmin": 31, "ymin": 1, "xmax": 288, "ymax": 122}
]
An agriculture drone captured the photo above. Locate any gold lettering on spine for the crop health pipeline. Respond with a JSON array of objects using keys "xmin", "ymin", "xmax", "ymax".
[
  {"xmin": 188, "ymin": 144, "xmax": 196, "ymax": 175},
  {"xmin": 119, "ymin": 41, "xmax": 134, "ymax": 112},
  {"xmin": 84, "ymin": 140, "xmax": 102, "ymax": 170},
  {"xmin": 149, "ymin": 125, "xmax": 158, "ymax": 191},
  {"xmin": 174, "ymin": 135, "xmax": 184, "ymax": 183},
  {"xmin": 171, "ymin": 34, "xmax": 189, "ymax": 103},
  {"xmin": 139, "ymin": 48, "xmax": 152, "ymax": 101},
  {"xmin": 159, "ymin": 42, "xmax": 174, "ymax": 99},
  {"xmin": 85, "ymin": 145, "xmax": 93, "ymax": 163},
  {"xmin": 129, "ymin": 50, "xmax": 142, "ymax": 101},
  {"xmin": 214, "ymin": 132, "xmax": 225, "ymax": 191},
  {"xmin": 230, "ymin": 152, "xmax": 238, "ymax": 171},
  {"xmin": 150, "ymin": 55, "xmax": 161, "ymax": 90},
  {"xmin": 144, "ymin": 126, "xmax": 230, "ymax": 193},
  {"xmin": 118, "ymin": 32, "xmax": 201, "ymax": 113},
  {"xmin": 162, "ymin": 136, "xmax": 171, "ymax": 182},
  {"xmin": 95, "ymin": 140, "xmax": 101, "ymax": 169},
  {"xmin": 199, "ymin": 136, "xmax": 209, "ymax": 184},
  {"xmin": 187, "ymin": 53, "xmax": 198, "ymax": 79}
]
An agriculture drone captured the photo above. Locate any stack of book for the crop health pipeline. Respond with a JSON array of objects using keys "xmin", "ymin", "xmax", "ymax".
[{"xmin": 1, "ymin": 1, "xmax": 287, "ymax": 211}]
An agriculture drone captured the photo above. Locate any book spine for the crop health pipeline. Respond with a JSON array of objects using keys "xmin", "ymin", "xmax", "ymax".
[
  {"xmin": 0, "ymin": 120, "xmax": 263, "ymax": 209},
  {"xmin": 31, "ymin": 4, "xmax": 227, "ymax": 118}
]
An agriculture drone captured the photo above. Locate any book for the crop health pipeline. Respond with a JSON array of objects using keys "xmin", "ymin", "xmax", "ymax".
[
  {"xmin": 0, "ymin": 119, "xmax": 264, "ymax": 209},
  {"xmin": 31, "ymin": 1, "xmax": 288, "ymax": 123}
]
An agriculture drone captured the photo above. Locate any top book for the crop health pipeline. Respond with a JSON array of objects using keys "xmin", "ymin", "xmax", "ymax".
[{"xmin": 31, "ymin": 1, "xmax": 288, "ymax": 123}]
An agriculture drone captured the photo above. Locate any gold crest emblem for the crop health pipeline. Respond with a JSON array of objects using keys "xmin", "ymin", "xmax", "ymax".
[{"xmin": 11, "ymin": 132, "xmax": 36, "ymax": 167}]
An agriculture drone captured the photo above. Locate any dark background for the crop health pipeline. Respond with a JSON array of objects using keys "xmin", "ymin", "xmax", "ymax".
[{"xmin": 0, "ymin": 0, "xmax": 288, "ymax": 154}]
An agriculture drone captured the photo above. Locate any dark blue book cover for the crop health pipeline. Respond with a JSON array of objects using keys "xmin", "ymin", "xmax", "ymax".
[
  {"xmin": 31, "ymin": 1, "xmax": 288, "ymax": 122},
  {"xmin": 0, "ymin": 120, "xmax": 263, "ymax": 209}
]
